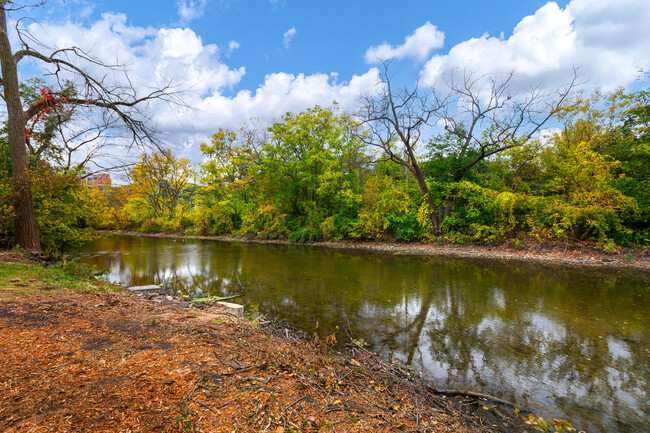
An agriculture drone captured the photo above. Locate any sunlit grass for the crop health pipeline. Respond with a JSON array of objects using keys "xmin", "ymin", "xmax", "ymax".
[{"xmin": 0, "ymin": 260, "xmax": 120, "ymax": 297}]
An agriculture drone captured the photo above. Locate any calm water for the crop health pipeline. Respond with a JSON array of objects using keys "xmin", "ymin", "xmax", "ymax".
[{"xmin": 75, "ymin": 235, "xmax": 650, "ymax": 432}]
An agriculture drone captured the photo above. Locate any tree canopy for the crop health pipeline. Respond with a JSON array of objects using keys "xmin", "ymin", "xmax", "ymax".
[
  {"xmin": 0, "ymin": 1, "xmax": 181, "ymax": 253},
  {"xmin": 77, "ymin": 84, "xmax": 648, "ymax": 251}
]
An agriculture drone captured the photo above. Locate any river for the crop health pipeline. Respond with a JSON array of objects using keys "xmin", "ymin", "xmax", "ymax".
[{"xmin": 75, "ymin": 234, "xmax": 649, "ymax": 432}]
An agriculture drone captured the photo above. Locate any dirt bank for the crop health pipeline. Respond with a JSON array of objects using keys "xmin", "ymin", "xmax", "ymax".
[
  {"xmin": 0, "ymin": 259, "xmax": 538, "ymax": 432},
  {"xmin": 102, "ymin": 230, "xmax": 650, "ymax": 272}
]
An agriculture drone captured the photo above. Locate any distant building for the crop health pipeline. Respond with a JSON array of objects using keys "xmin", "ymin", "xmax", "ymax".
[
  {"xmin": 83, "ymin": 167, "xmax": 111, "ymax": 189},
  {"xmin": 181, "ymin": 184, "xmax": 199, "ymax": 207}
]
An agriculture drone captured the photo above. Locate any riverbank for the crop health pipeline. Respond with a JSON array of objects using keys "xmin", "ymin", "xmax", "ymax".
[
  {"xmin": 0, "ymin": 254, "xmax": 538, "ymax": 432},
  {"xmin": 102, "ymin": 230, "xmax": 650, "ymax": 272}
]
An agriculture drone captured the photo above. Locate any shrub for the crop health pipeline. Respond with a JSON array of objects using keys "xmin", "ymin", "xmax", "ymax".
[
  {"xmin": 240, "ymin": 205, "xmax": 289, "ymax": 238},
  {"xmin": 353, "ymin": 175, "xmax": 421, "ymax": 240}
]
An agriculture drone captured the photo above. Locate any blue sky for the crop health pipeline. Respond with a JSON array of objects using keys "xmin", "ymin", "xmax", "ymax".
[
  {"xmin": 14, "ymin": 0, "xmax": 650, "ymax": 160},
  {"xmin": 47, "ymin": 0, "xmax": 572, "ymax": 93}
]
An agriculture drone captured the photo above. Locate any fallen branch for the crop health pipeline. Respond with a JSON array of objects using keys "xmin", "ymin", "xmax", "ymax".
[
  {"xmin": 184, "ymin": 377, "xmax": 203, "ymax": 401},
  {"xmin": 432, "ymin": 388, "xmax": 516, "ymax": 408}
]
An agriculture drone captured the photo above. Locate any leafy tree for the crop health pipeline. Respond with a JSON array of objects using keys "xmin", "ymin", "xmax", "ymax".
[
  {"xmin": 0, "ymin": 1, "xmax": 180, "ymax": 253},
  {"xmin": 128, "ymin": 150, "xmax": 193, "ymax": 225},
  {"xmin": 604, "ymin": 88, "xmax": 649, "ymax": 213},
  {"xmin": 598, "ymin": 88, "xmax": 649, "ymax": 241},
  {"xmin": 485, "ymin": 87, "xmax": 647, "ymax": 245},
  {"xmin": 253, "ymin": 105, "xmax": 366, "ymax": 241},
  {"xmin": 0, "ymin": 151, "xmax": 97, "ymax": 253},
  {"xmin": 30, "ymin": 163, "xmax": 96, "ymax": 253},
  {"xmin": 423, "ymin": 127, "xmax": 488, "ymax": 185},
  {"xmin": 354, "ymin": 170, "xmax": 422, "ymax": 241},
  {"xmin": 199, "ymin": 127, "xmax": 261, "ymax": 231}
]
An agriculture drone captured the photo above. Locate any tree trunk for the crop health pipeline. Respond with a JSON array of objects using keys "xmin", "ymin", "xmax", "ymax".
[
  {"xmin": 407, "ymin": 161, "xmax": 442, "ymax": 231},
  {"xmin": 0, "ymin": 5, "xmax": 41, "ymax": 253}
]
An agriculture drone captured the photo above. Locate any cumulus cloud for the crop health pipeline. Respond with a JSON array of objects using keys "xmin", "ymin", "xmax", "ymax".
[
  {"xmin": 172, "ymin": 69, "xmax": 381, "ymax": 130},
  {"xmin": 153, "ymin": 68, "xmax": 382, "ymax": 159},
  {"xmin": 365, "ymin": 22, "xmax": 444, "ymax": 63},
  {"xmin": 177, "ymin": 0, "xmax": 207, "ymax": 25},
  {"xmin": 17, "ymin": 0, "xmax": 650, "ymax": 162},
  {"xmin": 419, "ymin": 0, "xmax": 650, "ymax": 92},
  {"xmin": 25, "ymin": 13, "xmax": 245, "ymax": 96},
  {"xmin": 227, "ymin": 40, "xmax": 240, "ymax": 53},
  {"xmin": 283, "ymin": 27, "xmax": 296, "ymax": 50},
  {"xmin": 20, "ymin": 13, "xmax": 380, "ymax": 159}
]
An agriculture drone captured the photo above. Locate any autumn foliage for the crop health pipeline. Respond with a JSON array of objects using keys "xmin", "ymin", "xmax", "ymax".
[
  {"xmin": 2, "ymin": 85, "xmax": 649, "ymax": 252},
  {"xmin": 94, "ymin": 88, "xmax": 649, "ymax": 251}
]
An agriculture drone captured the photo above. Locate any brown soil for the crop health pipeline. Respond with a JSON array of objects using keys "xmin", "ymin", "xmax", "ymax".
[
  {"xmin": 105, "ymin": 230, "xmax": 650, "ymax": 272},
  {"xmin": 0, "ymin": 280, "xmax": 536, "ymax": 432},
  {"xmin": 0, "ymin": 250, "xmax": 33, "ymax": 264}
]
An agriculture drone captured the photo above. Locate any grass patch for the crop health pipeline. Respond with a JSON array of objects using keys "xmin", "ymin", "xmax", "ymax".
[
  {"xmin": 0, "ymin": 259, "xmax": 119, "ymax": 296},
  {"xmin": 191, "ymin": 294, "xmax": 239, "ymax": 305}
]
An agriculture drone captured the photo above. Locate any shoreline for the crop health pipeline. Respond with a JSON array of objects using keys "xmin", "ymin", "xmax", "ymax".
[
  {"xmin": 1, "ymin": 258, "xmax": 529, "ymax": 432},
  {"xmin": 99, "ymin": 230, "xmax": 650, "ymax": 273}
]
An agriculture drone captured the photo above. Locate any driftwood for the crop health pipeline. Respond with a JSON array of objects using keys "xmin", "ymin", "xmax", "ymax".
[{"xmin": 432, "ymin": 388, "xmax": 516, "ymax": 408}]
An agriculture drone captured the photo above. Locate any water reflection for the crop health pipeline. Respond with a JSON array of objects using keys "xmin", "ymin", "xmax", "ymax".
[{"xmin": 76, "ymin": 235, "xmax": 649, "ymax": 433}]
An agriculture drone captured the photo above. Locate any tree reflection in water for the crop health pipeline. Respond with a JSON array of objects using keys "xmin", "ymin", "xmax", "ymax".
[{"xmin": 77, "ymin": 236, "xmax": 649, "ymax": 433}]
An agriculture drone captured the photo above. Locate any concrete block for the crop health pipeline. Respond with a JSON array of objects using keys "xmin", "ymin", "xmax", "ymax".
[
  {"xmin": 217, "ymin": 301, "xmax": 244, "ymax": 317},
  {"xmin": 127, "ymin": 285, "xmax": 161, "ymax": 294}
]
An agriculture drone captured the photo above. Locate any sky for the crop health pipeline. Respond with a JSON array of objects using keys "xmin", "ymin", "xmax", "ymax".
[{"xmin": 11, "ymin": 0, "xmax": 650, "ymax": 161}]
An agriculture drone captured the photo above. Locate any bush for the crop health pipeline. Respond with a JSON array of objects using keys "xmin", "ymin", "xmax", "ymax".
[
  {"xmin": 430, "ymin": 181, "xmax": 637, "ymax": 248},
  {"xmin": 240, "ymin": 205, "xmax": 289, "ymax": 238},
  {"xmin": 58, "ymin": 257, "xmax": 102, "ymax": 279},
  {"xmin": 353, "ymin": 175, "xmax": 421, "ymax": 240}
]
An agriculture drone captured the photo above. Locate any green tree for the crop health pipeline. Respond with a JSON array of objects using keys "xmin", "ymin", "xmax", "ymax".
[
  {"xmin": 0, "ymin": 2, "xmax": 179, "ymax": 252},
  {"xmin": 251, "ymin": 105, "xmax": 366, "ymax": 241},
  {"xmin": 600, "ymin": 87, "xmax": 650, "ymax": 241},
  {"xmin": 127, "ymin": 150, "xmax": 194, "ymax": 227},
  {"xmin": 199, "ymin": 127, "xmax": 261, "ymax": 232}
]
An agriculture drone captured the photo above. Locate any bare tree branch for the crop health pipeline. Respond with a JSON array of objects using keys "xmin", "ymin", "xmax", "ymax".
[
  {"xmin": 0, "ymin": 2, "xmax": 190, "ymax": 252},
  {"xmin": 356, "ymin": 62, "xmax": 581, "ymax": 231}
]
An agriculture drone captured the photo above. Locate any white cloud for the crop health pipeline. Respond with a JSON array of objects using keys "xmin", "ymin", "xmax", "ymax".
[
  {"xmin": 283, "ymin": 27, "xmax": 296, "ymax": 50},
  {"xmin": 227, "ymin": 40, "xmax": 240, "ymax": 53},
  {"xmin": 20, "ymin": 13, "xmax": 380, "ymax": 160},
  {"xmin": 16, "ymin": 0, "xmax": 650, "ymax": 162},
  {"xmin": 152, "ymin": 68, "xmax": 382, "ymax": 159},
  {"xmin": 420, "ymin": 0, "xmax": 650, "ymax": 92},
  {"xmin": 177, "ymin": 0, "xmax": 207, "ymax": 25},
  {"xmin": 158, "ymin": 28, "xmax": 204, "ymax": 62},
  {"xmin": 178, "ymin": 69, "xmax": 381, "ymax": 130},
  {"xmin": 365, "ymin": 22, "xmax": 444, "ymax": 63},
  {"xmin": 25, "ymin": 13, "xmax": 245, "ymax": 96}
]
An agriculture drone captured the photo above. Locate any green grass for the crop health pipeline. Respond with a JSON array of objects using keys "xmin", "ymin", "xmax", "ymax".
[
  {"xmin": 0, "ymin": 259, "xmax": 120, "ymax": 295},
  {"xmin": 191, "ymin": 294, "xmax": 240, "ymax": 305}
]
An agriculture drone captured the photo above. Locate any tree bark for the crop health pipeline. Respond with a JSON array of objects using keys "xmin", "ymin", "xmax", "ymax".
[
  {"xmin": 407, "ymin": 161, "xmax": 442, "ymax": 230},
  {"xmin": 0, "ymin": 5, "xmax": 41, "ymax": 253}
]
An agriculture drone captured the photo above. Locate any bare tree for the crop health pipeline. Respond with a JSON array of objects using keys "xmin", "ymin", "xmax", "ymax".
[
  {"xmin": 0, "ymin": 1, "xmax": 182, "ymax": 253},
  {"xmin": 357, "ymin": 62, "xmax": 578, "ymax": 231},
  {"xmin": 439, "ymin": 69, "xmax": 578, "ymax": 182},
  {"xmin": 357, "ymin": 62, "xmax": 447, "ymax": 228}
]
